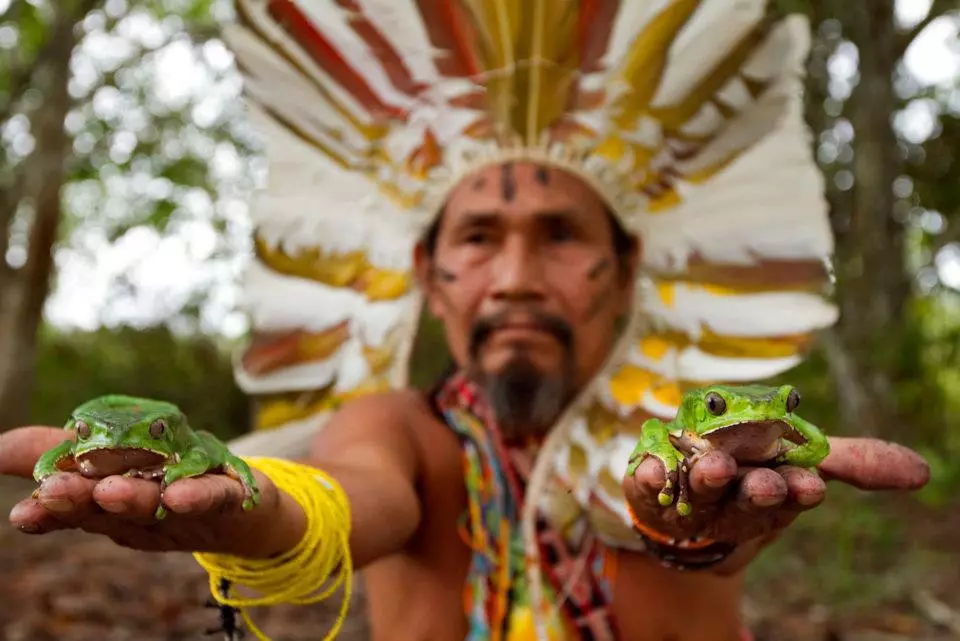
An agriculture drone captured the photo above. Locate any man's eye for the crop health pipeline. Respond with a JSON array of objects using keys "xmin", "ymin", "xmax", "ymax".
[
  {"xmin": 464, "ymin": 232, "xmax": 491, "ymax": 244},
  {"xmin": 546, "ymin": 224, "xmax": 575, "ymax": 242}
]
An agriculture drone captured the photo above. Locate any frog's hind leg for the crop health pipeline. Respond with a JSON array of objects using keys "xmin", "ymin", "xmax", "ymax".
[
  {"xmin": 156, "ymin": 449, "xmax": 215, "ymax": 520},
  {"xmin": 626, "ymin": 418, "xmax": 690, "ymax": 516},
  {"xmin": 221, "ymin": 453, "xmax": 261, "ymax": 512},
  {"xmin": 196, "ymin": 431, "xmax": 261, "ymax": 512}
]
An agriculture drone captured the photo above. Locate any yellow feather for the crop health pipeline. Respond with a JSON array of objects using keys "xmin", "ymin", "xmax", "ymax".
[{"xmin": 609, "ymin": 0, "xmax": 701, "ymax": 130}]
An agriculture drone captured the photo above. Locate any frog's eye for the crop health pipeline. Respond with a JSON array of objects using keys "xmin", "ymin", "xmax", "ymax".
[
  {"xmin": 786, "ymin": 388, "xmax": 801, "ymax": 413},
  {"xmin": 705, "ymin": 392, "xmax": 726, "ymax": 416},
  {"xmin": 75, "ymin": 421, "xmax": 90, "ymax": 439},
  {"xmin": 149, "ymin": 419, "xmax": 167, "ymax": 438}
]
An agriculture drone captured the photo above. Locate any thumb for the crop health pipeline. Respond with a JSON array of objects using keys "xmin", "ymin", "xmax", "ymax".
[
  {"xmin": 817, "ymin": 436, "xmax": 930, "ymax": 491},
  {"xmin": 0, "ymin": 426, "xmax": 70, "ymax": 478}
]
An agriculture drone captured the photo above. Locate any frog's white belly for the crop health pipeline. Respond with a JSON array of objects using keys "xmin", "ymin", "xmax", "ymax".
[
  {"xmin": 75, "ymin": 448, "xmax": 169, "ymax": 478},
  {"xmin": 675, "ymin": 420, "xmax": 794, "ymax": 464}
]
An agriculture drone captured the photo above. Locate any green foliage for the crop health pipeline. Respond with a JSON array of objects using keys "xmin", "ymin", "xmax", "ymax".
[
  {"xmin": 747, "ymin": 486, "xmax": 916, "ymax": 610},
  {"xmin": 29, "ymin": 325, "xmax": 250, "ymax": 439}
]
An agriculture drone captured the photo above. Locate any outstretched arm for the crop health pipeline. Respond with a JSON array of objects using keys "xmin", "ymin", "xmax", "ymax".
[
  {"xmin": 302, "ymin": 392, "xmax": 424, "ymax": 568},
  {"xmin": 1, "ymin": 392, "xmax": 423, "ymax": 570}
]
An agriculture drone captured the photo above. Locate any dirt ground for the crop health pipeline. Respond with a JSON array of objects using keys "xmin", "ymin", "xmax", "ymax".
[{"xmin": 1, "ymin": 476, "xmax": 957, "ymax": 641}]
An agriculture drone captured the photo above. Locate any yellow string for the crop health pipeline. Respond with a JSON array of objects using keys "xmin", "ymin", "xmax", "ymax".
[{"xmin": 192, "ymin": 456, "xmax": 353, "ymax": 641}]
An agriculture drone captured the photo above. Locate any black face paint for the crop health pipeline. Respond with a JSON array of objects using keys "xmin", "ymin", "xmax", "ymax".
[
  {"xmin": 587, "ymin": 258, "xmax": 611, "ymax": 281},
  {"xmin": 434, "ymin": 265, "xmax": 458, "ymax": 282},
  {"xmin": 501, "ymin": 162, "xmax": 517, "ymax": 201},
  {"xmin": 582, "ymin": 260, "xmax": 618, "ymax": 322},
  {"xmin": 534, "ymin": 165, "xmax": 550, "ymax": 185},
  {"xmin": 582, "ymin": 281, "xmax": 616, "ymax": 323}
]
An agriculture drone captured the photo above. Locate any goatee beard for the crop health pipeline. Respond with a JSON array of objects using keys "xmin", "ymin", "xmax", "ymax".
[{"xmin": 470, "ymin": 354, "xmax": 576, "ymax": 441}]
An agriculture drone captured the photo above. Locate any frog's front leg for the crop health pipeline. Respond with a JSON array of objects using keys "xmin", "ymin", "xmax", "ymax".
[
  {"xmin": 626, "ymin": 418, "xmax": 691, "ymax": 517},
  {"xmin": 778, "ymin": 415, "xmax": 831, "ymax": 469},
  {"xmin": 32, "ymin": 439, "xmax": 76, "ymax": 484},
  {"xmin": 197, "ymin": 431, "xmax": 261, "ymax": 512},
  {"xmin": 156, "ymin": 448, "xmax": 216, "ymax": 520}
]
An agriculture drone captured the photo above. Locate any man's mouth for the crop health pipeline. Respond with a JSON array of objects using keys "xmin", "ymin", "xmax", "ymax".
[
  {"xmin": 489, "ymin": 323, "xmax": 555, "ymax": 343},
  {"xmin": 469, "ymin": 312, "xmax": 573, "ymax": 358}
]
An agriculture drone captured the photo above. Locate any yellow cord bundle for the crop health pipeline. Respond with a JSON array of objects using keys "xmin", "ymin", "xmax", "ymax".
[{"xmin": 192, "ymin": 456, "xmax": 353, "ymax": 641}]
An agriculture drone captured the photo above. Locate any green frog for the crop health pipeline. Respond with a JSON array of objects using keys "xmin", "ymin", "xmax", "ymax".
[
  {"xmin": 32, "ymin": 394, "xmax": 261, "ymax": 520},
  {"xmin": 626, "ymin": 384, "xmax": 829, "ymax": 517}
]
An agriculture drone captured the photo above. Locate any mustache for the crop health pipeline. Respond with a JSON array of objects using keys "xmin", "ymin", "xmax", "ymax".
[{"xmin": 468, "ymin": 310, "xmax": 573, "ymax": 358}]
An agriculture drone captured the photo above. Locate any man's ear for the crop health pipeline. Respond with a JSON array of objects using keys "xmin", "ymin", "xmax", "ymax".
[{"xmin": 413, "ymin": 241, "xmax": 445, "ymax": 320}]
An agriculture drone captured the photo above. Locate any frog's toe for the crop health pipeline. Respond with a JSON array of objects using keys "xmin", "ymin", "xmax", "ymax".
[
  {"xmin": 234, "ymin": 476, "xmax": 260, "ymax": 511},
  {"xmin": 657, "ymin": 468, "xmax": 679, "ymax": 507},
  {"xmin": 675, "ymin": 461, "xmax": 692, "ymax": 519}
]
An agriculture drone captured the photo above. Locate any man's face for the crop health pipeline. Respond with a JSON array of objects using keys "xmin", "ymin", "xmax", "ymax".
[{"xmin": 415, "ymin": 162, "xmax": 638, "ymax": 439}]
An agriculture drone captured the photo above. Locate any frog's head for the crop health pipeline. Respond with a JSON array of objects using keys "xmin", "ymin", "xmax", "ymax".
[
  {"xmin": 671, "ymin": 384, "xmax": 803, "ymax": 463},
  {"xmin": 677, "ymin": 384, "xmax": 800, "ymax": 437},
  {"xmin": 68, "ymin": 395, "xmax": 185, "ymax": 477}
]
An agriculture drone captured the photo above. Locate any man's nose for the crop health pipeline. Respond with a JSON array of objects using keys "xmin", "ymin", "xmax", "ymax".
[{"xmin": 490, "ymin": 236, "xmax": 546, "ymax": 301}]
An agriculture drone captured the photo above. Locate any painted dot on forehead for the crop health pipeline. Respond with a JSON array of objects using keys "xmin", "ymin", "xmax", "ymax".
[
  {"xmin": 500, "ymin": 162, "xmax": 516, "ymax": 201},
  {"xmin": 534, "ymin": 165, "xmax": 550, "ymax": 185}
]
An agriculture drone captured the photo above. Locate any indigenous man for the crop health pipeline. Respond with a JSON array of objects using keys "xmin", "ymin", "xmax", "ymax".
[{"xmin": 0, "ymin": 2, "xmax": 930, "ymax": 641}]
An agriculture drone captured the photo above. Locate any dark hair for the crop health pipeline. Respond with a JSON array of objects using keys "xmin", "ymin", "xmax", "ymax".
[{"xmin": 421, "ymin": 206, "xmax": 636, "ymax": 268}]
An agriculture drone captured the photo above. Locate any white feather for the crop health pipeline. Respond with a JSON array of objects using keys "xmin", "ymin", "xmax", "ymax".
[
  {"xmin": 639, "ymin": 105, "xmax": 831, "ymax": 272},
  {"xmin": 227, "ymin": 412, "xmax": 332, "ymax": 459},
  {"xmin": 639, "ymin": 282, "xmax": 840, "ymax": 339},
  {"xmin": 353, "ymin": 0, "xmax": 445, "ymax": 84},
  {"xmin": 628, "ymin": 344, "xmax": 803, "ymax": 382},
  {"xmin": 241, "ymin": 260, "xmax": 365, "ymax": 333},
  {"xmin": 650, "ymin": 0, "xmax": 766, "ymax": 109},
  {"xmin": 233, "ymin": 348, "xmax": 345, "ymax": 394},
  {"xmin": 295, "ymin": 0, "xmax": 417, "ymax": 111}
]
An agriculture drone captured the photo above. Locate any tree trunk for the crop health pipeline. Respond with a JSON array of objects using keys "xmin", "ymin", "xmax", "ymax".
[
  {"xmin": 0, "ymin": 11, "xmax": 82, "ymax": 431},
  {"xmin": 832, "ymin": 0, "xmax": 910, "ymax": 437}
]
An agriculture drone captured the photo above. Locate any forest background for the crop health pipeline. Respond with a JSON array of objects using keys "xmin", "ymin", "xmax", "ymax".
[{"xmin": 1, "ymin": 1, "xmax": 959, "ymax": 639}]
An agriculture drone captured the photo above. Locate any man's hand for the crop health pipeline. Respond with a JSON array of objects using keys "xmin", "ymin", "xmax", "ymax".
[
  {"xmin": 623, "ymin": 436, "xmax": 930, "ymax": 574},
  {"xmin": 0, "ymin": 426, "xmax": 305, "ymax": 559}
]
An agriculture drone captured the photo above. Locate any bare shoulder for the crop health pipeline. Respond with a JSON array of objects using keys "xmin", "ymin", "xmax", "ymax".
[{"xmin": 308, "ymin": 389, "xmax": 448, "ymax": 473}]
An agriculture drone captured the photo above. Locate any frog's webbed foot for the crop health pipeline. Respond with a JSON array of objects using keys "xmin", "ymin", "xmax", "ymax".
[
  {"xmin": 32, "ymin": 439, "xmax": 75, "ymax": 485},
  {"xmin": 629, "ymin": 419, "xmax": 692, "ymax": 518},
  {"xmin": 156, "ymin": 451, "xmax": 216, "ymax": 520},
  {"xmin": 675, "ymin": 459, "xmax": 692, "ymax": 517},
  {"xmin": 654, "ymin": 456, "xmax": 692, "ymax": 517},
  {"xmin": 222, "ymin": 454, "xmax": 261, "ymax": 512},
  {"xmin": 776, "ymin": 415, "xmax": 831, "ymax": 469}
]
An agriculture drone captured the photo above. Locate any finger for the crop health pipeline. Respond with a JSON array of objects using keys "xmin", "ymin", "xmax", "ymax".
[
  {"xmin": 778, "ymin": 465, "xmax": 827, "ymax": 509},
  {"xmin": 0, "ymin": 426, "xmax": 70, "ymax": 478},
  {"xmin": 91, "ymin": 476, "xmax": 162, "ymax": 519},
  {"xmin": 631, "ymin": 456, "xmax": 667, "ymax": 494},
  {"xmin": 818, "ymin": 437, "xmax": 930, "ymax": 490},
  {"xmin": 735, "ymin": 467, "xmax": 788, "ymax": 512},
  {"xmin": 34, "ymin": 472, "xmax": 102, "ymax": 520},
  {"xmin": 688, "ymin": 450, "xmax": 738, "ymax": 501},
  {"xmin": 9, "ymin": 497, "xmax": 72, "ymax": 533},
  {"xmin": 161, "ymin": 474, "xmax": 250, "ymax": 516}
]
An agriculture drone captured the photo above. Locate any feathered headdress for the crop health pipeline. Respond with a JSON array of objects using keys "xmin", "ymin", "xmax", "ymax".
[{"xmin": 221, "ymin": 0, "xmax": 837, "ymax": 624}]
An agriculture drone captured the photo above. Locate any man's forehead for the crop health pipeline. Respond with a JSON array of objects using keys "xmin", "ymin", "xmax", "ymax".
[{"xmin": 446, "ymin": 162, "xmax": 605, "ymax": 212}]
